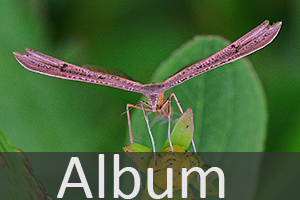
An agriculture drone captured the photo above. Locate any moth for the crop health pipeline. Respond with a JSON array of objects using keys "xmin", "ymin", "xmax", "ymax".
[{"xmin": 14, "ymin": 20, "xmax": 281, "ymax": 152}]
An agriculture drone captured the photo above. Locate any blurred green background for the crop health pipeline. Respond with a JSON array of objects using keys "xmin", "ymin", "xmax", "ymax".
[{"xmin": 0, "ymin": 0, "xmax": 299, "ymax": 152}]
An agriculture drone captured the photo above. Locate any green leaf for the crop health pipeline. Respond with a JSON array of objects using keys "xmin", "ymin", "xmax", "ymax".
[
  {"xmin": 162, "ymin": 108, "xmax": 194, "ymax": 150},
  {"xmin": 123, "ymin": 143, "xmax": 153, "ymax": 173},
  {"xmin": 123, "ymin": 143, "xmax": 153, "ymax": 153},
  {"xmin": 128, "ymin": 36, "xmax": 267, "ymax": 152},
  {"xmin": 0, "ymin": 130, "xmax": 20, "ymax": 153},
  {"xmin": 0, "ymin": 130, "xmax": 53, "ymax": 200}
]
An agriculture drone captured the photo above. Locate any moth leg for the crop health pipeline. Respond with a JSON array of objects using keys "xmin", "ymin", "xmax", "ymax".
[
  {"xmin": 126, "ymin": 102, "xmax": 157, "ymax": 167},
  {"xmin": 140, "ymin": 101, "xmax": 157, "ymax": 167},
  {"xmin": 167, "ymin": 100, "xmax": 174, "ymax": 153},
  {"xmin": 166, "ymin": 93, "xmax": 197, "ymax": 154},
  {"xmin": 126, "ymin": 103, "xmax": 151, "ymax": 144}
]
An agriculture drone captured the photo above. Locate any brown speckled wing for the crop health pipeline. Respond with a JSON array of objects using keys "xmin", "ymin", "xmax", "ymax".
[
  {"xmin": 13, "ymin": 48, "xmax": 144, "ymax": 94},
  {"xmin": 163, "ymin": 20, "xmax": 282, "ymax": 90}
]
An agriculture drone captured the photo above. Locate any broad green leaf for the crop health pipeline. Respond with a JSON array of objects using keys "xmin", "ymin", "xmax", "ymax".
[{"xmin": 128, "ymin": 36, "xmax": 267, "ymax": 152}]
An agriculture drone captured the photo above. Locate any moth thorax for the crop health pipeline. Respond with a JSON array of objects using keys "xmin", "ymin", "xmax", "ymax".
[{"xmin": 156, "ymin": 101, "xmax": 172, "ymax": 119}]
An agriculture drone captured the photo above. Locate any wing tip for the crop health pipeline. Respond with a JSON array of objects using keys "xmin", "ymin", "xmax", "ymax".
[{"xmin": 263, "ymin": 20, "xmax": 282, "ymax": 32}]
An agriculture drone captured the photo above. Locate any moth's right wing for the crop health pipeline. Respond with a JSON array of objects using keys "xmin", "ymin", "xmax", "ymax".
[{"xmin": 162, "ymin": 20, "xmax": 282, "ymax": 90}]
